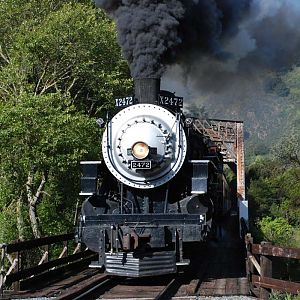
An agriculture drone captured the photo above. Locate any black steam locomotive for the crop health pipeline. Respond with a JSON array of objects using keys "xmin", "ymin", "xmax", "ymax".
[{"xmin": 76, "ymin": 78, "xmax": 228, "ymax": 277}]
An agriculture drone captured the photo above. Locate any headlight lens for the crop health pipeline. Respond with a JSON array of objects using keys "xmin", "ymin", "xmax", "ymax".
[{"xmin": 132, "ymin": 142, "xmax": 149, "ymax": 159}]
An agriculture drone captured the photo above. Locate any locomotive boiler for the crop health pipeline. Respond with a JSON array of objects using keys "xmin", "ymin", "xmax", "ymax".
[{"xmin": 76, "ymin": 78, "xmax": 226, "ymax": 277}]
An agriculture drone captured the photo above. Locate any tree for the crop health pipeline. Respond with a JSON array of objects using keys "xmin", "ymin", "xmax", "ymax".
[
  {"xmin": 0, "ymin": 93, "xmax": 99, "ymax": 239},
  {"xmin": 0, "ymin": 0, "xmax": 132, "ymax": 113},
  {"xmin": 271, "ymin": 132, "xmax": 300, "ymax": 168},
  {"xmin": 269, "ymin": 168, "xmax": 300, "ymax": 226},
  {"xmin": 258, "ymin": 217, "xmax": 295, "ymax": 247},
  {"xmin": 0, "ymin": 1, "xmax": 132, "ymax": 241},
  {"xmin": 247, "ymin": 155, "xmax": 300, "ymax": 247}
]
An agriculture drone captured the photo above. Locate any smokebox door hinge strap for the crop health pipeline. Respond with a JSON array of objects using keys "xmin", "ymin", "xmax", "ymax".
[
  {"xmin": 175, "ymin": 228, "xmax": 184, "ymax": 262},
  {"xmin": 98, "ymin": 229, "xmax": 105, "ymax": 266}
]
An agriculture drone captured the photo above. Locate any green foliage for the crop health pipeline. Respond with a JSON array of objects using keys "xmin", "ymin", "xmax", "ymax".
[
  {"xmin": 270, "ymin": 291, "xmax": 300, "ymax": 300},
  {"xmin": 0, "ymin": 0, "xmax": 132, "ymax": 113},
  {"xmin": 0, "ymin": 204, "xmax": 19, "ymax": 242},
  {"xmin": 247, "ymin": 154, "xmax": 300, "ymax": 247},
  {"xmin": 247, "ymin": 157, "xmax": 282, "ymax": 219},
  {"xmin": 247, "ymin": 156, "xmax": 281, "ymax": 179},
  {"xmin": 0, "ymin": 93, "xmax": 100, "ymax": 241},
  {"xmin": 258, "ymin": 217, "xmax": 295, "ymax": 247},
  {"xmin": 0, "ymin": 93, "xmax": 98, "ymax": 171},
  {"xmin": 269, "ymin": 169, "xmax": 300, "ymax": 226},
  {"xmin": 0, "ymin": 0, "xmax": 132, "ymax": 242},
  {"xmin": 282, "ymin": 66, "xmax": 300, "ymax": 103},
  {"xmin": 246, "ymin": 144, "xmax": 270, "ymax": 163},
  {"xmin": 248, "ymin": 160, "xmax": 300, "ymax": 227},
  {"xmin": 271, "ymin": 132, "xmax": 300, "ymax": 168}
]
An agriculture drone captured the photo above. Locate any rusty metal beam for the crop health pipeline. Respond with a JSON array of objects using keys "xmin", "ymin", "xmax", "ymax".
[
  {"xmin": 236, "ymin": 122, "xmax": 248, "ymax": 233},
  {"xmin": 193, "ymin": 119, "xmax": 248, "ymax": 234},
  {"xmin": 236, "ymin": 122, "xmax": 245, "ymax": 201},
  {"xmin": 192, "ymin": 120, "xmax": 246, "ymax": 193}
]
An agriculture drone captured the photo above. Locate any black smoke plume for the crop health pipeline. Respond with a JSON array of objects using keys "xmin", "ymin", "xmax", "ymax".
[
  {"xmin": 95, "ymin": 0, "xmax": 252, "ymax": 78},
  {"xmin": 95, "ymin": 0, "xmax": 184, "ymax": 77},
  {"xmin": 96, "ymin": 0, "xmax": 300, "ymax": 96},
  {"xmin": 162, "ymin": 1, "xmax": 300, "ymax": 94}
]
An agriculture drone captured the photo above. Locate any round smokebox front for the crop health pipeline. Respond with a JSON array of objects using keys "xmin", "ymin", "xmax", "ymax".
[{"xmin": 102, "ymin": 104, "xmax": 187, "ymax": 189}]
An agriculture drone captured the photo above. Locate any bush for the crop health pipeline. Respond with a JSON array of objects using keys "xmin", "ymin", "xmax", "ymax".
[{"xmin": 258, "ymin": 217, "xmax": 295, "ymax": 247}]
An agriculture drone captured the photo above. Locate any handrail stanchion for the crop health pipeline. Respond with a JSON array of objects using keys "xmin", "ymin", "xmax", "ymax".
[{"xmin": 0, "ymin": 244, "xmax": 7, "ymax": 297}]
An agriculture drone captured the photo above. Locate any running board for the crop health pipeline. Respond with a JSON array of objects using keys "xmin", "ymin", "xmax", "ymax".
[{"xmin": 176, "ymin": 259, "xmax": 190, "ymax": 266}]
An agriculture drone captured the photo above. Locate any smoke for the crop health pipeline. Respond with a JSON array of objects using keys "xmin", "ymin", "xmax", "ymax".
[
  {"xmin": 160, "ymin": 0, "xmax": 300, "ymax": 144},
  {"xmin": 95, "ymin": 0, "xmax": 184, "ymax": 77},
  {"xmin": 244, "ymin": 1, "xmax": 300, "ymax": 70},
  {"xmin": 96, "ymin": 0, "xmax": 300, "ymax": 85},
  {"xmin": 95, "ymin": 0, "xmax": 254, "ymax": 78},
  {"xmin": 95, "ymin": 0, "xmax": 300, "ymax": 144},
  {"xmin": 162, "ymin": 0, "xmax": 300, "ymax": 93}
]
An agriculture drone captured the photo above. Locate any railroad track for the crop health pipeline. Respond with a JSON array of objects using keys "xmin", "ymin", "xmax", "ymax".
[
  {"xmin": 2, "ymin": 238, "xmax": 250, "ymax": 299},
  {"xmin": 55, "ymin": 269, "xmax": 250, "ymax": 300},
  {"xmin": 3, "ymin": 268, "xmax": 250, "ymax": 299},
  {"xmin": 56, "ymin": 274, "xmax": 180, "ymax": 300},
  {"xmin": 56, "ymin": 244, "xmax": 249, "ymax": 300}
]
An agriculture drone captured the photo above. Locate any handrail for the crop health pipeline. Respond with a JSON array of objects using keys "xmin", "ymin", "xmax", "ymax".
[
  {"xmin": 5, "ymin": 250, "xmax": 93, "ymax": 284},
  {"xmin": 0, "ymin": 233, "xmax": 94, "ymax": 296},
  {"xmin": 252, "ymin": 243, "xmax": 300, "ymax": 259},
  {"xmin": 0, "ymin": 233, "xmax": 74, "ymax": 254},
  {"xmin": 245, "ymin": 234, "xmax": 300, "ymax": 299}
]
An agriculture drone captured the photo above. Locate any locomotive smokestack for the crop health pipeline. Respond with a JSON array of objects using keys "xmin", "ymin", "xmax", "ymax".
[{"xmin": 134, "ymin": 78, "xmax": 160, "ymax": 105}]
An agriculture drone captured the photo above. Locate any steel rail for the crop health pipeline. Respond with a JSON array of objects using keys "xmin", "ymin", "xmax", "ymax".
[
  {"xmin": 154, "ymin": 274, "xmax": 187, "ymax": 300},
  {"xmin": 55, "ymin": 274, "xmax": 119, "ymax": 300},
  {"xmin": 73, "ymin": 277, "xmax": 118, "ymax": 300}
]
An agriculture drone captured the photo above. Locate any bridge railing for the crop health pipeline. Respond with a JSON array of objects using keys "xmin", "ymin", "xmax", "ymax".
[
  {"xmin": 245, "ymin": 233, "xmax": 300, "ymax": 299},
  {"xmin": 0, "ymin": 233, "xmax": 96, "ymax": 296}
]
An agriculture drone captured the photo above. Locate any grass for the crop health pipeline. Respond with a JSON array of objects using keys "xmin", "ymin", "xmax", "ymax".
[{"xmin": 269, "ymin": 292, "xmax": 300, "ymax": 300}]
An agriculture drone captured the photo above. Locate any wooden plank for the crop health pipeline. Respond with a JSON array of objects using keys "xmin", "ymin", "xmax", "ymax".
[
  {"xmin": 55, "ymin": 273, "xmax": 110, "ymax": 300},
  {"xmin": 238, "ymin": 277, "xmax": 250, "ymax": 295},
  {"xmin": 19, "ymin": 254, "xmax": 97, "ymax": 290},
  {"xmin": 5, "ymin": 233, "xmax": 74, "ymax": 253},
  {"xmin": 260, "ymin": 242, "xmax": 272, "ymax": 300},
  {"xmin": 252, "ymin": 244, "xmax": 300, "ymax": 259},
  {"xmin": 252, "ymin": 275, "xmax": 300, "ymax": 294},
  {"xmin": 225, "ymin": 278, "xmax": 238, "ymax": 295},
  {"xmin": 214, "ymin": 278, "xmax": 226, "ymax": 295},
  {"xmin": 5, "ymin": 250, "xmax": 94, "ymax": 284},
  {"xmin": 248, "ymin": 255, "xmax": 261, "ymax": 275}
]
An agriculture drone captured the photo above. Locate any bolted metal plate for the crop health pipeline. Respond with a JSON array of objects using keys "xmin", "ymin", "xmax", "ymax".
[
  {"xmin": 105, "ymin": 251, "xmax": 176, "ymax": 277},
  {"xmin": 102, "ymin": 104, "xmax": 187, "ymax": 189}
]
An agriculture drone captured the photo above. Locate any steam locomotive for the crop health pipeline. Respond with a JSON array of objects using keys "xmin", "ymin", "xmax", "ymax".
[{"xmin": 76, "ymin": 78, "xmax": 229, "ymax": 277}]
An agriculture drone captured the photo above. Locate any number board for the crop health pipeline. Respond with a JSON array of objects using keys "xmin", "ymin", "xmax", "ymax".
[
  {"xmin": 131, "ymin": 161, "xmax": 152, "ymax": 170},
  {"xmin": 159, "ymin": 94, "xmax": 183, "ymax": 108},
  {"xmin": 115, "ymin": 96, "xmax": 134, "ymax": 107}
]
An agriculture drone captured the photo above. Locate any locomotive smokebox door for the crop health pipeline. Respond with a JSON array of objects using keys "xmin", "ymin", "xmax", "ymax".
[
  {"xmin": 102, "ymin": 104, "xmax": 187, "ymax": 189},
  {"xmin": 80, "ymin": 161, "xmax": 102, "ymax": 196}
]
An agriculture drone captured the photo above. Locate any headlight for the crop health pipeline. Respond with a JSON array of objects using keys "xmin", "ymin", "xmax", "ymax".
[{"xmin": 132, "ymin": 142, "xmax": 149, "ymax": 160}]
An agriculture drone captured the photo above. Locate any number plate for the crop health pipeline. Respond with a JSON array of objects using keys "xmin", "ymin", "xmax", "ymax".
[
  {"xmin": 131, "ymin": 161, "xmax": 152, "ymax": 169},
  {"xmin": 159, "ymin": 95, "xmax": 183, "ymax": 108},
  {"xmin": 115, "ymin": 96, "xmax": 134, "ymax": 107}
]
